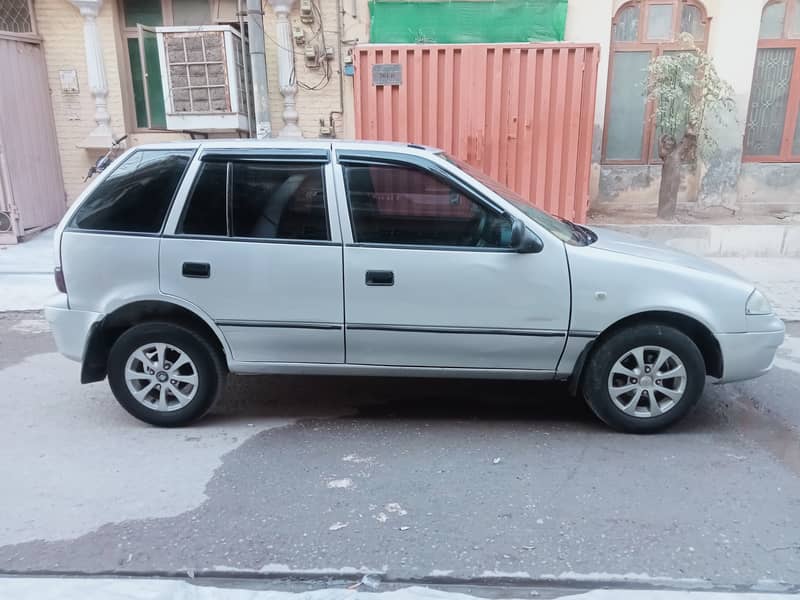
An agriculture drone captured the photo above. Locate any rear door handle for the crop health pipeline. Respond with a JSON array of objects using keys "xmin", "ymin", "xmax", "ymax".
[
  {"xmin": 365, "ymin": 270, "xmax": 394, "ymax": 286},
  {"xmin": 182, "ymin": 262, "xmax": 211, "ymax": 278}
]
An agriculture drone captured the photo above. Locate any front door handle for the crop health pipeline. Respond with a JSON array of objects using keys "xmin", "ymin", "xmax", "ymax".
[
  {"xmin": 182, "ymin": 262, "xmax": 211, "ymax": 278},
  {"xmin": 365, "ymin": 270, "xmax": 394, "ymax": 286}
]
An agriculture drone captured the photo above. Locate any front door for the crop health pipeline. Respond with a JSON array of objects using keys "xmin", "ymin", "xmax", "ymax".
[
  {"xmin": 160, "ymin": 151, "xmax": 344, "ymax": 364},
  {"xmin": 336, "ymin": 153, "xmax": 571, "ymax": 372}
]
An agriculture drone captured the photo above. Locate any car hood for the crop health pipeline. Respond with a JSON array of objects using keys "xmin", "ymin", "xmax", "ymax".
[{"xmin": 584, "ymin": 226, "xmax": 744, "ymax": 280}]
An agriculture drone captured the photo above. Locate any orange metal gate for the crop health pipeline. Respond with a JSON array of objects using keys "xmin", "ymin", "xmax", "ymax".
[{"xmin": 353, "ymin": 44, "xmax": 600, "ymax": 222}]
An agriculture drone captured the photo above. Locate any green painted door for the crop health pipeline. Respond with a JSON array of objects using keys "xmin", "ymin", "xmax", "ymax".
[{"xmin": 138, "ymin": 25, "xmax": 167, "ymax": 129}]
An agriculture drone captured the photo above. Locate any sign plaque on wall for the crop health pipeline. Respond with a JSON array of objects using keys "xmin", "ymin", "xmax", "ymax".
[{"xmin": 372, "ymin": 64, "xmax": 402, "ymax": 86}]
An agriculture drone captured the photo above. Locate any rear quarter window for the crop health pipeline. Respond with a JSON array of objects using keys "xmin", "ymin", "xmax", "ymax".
[{"xmin": 70, "ymin": 149, "xmax": 194, "ymax": 233}]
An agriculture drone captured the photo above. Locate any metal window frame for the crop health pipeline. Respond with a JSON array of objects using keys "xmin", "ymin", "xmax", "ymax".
[
  {"xmin": 0, "ymin": 0, "xmax": 37, "ymax": 39},
  {"xmin": 601, "ymin": 0, "xmax": 711, "ymax": 165},
  {"xmin": 743, "ymin": 0, "xmax": 800, "ymax": 163}
]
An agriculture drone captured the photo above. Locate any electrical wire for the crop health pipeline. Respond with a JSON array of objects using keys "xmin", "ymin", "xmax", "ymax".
[
  {"xmin": 293, "ymin": 0, "xmax": 333, "ymax": 91},
  {"xmin": 258, "ymin": 0, "xmax": 334, "ymax": 91}
]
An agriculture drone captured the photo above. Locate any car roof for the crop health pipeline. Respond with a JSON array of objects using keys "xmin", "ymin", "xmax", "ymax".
[{"xmin": 131, "ymin": 138, "xmax": 443, "ymax": 155}]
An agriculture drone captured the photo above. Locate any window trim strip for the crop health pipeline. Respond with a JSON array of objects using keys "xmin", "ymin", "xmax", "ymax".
[
  {"xmin": 200, "ymin": 150, "xmax": 330, "ymax": 163},
  {"xmin": 162, "ymin": 233, "xmax": 341, "ymax": 246},
  {"xmin": 62, "ymin": 228, "xmax": 163, "ymax": 238},
  {"xmin": 346, "ymin": 242, "xmax": 518, "ymax": 253}
]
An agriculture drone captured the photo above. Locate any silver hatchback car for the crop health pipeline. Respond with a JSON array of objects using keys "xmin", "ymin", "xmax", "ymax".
[{"xmin": 45, "ymin": 140, "xmax": 785, "ymax": 432}]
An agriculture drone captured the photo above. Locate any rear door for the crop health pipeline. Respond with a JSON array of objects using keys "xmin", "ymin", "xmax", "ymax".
[
  {"xmin": 334, "ymin": 150, "xmax": 571, "ymax": 372},
  {"xmin": 160, "ymin": 148, "xmax": 344, "ymax": 364}
]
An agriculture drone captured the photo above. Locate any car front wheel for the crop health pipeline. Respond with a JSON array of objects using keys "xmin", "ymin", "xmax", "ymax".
[
  {"xmin": 582, "ymin": 324, "xmax": 706, "ymax": 433},
  {"xmin": 107, "ymin": 322, "xmax": 225, "ymax": 427}
]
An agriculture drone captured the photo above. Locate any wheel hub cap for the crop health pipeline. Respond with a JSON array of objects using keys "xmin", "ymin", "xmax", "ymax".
[
  {"xmin": 124, "ymin": 343, "xmax": 199, "ymax": 412},
  {"xmin": 607, "ymin": 345, "xmax": 687, "ymax": 419}
]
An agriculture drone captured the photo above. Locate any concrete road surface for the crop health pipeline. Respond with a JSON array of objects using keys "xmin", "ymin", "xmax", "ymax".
[{"xmin": 0, "ymin": 311, "xmax": 799, "ymax": 594}]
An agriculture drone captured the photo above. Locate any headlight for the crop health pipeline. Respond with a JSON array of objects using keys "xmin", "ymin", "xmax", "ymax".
[{"xmin": 746, "ymin": 289, "xmax": 772, "ymax": 315}]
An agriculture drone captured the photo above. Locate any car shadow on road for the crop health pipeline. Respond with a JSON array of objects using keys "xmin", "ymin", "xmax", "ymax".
[{"xmin": 205, "ymin": 374, "xmax": 723, "ymax": 434}]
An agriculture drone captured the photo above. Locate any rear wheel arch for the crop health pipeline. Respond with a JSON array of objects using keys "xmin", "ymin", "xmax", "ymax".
[
  {"xmin": 81, "ymin": 300, "xmax": 229, "ymax": 383},
  {"xmin": 571, "ymin": 310, "xmax": 723, "ymax": 391}
]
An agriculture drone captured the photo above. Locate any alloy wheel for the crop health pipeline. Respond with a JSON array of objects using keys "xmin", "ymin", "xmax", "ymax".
[
  {"xmin": 124, "ymin": 343, "xmax": 199, "ymax": 412},
  {"xmin": 607, "ymin": 345, "xmax": 687, "ymax": 418}
]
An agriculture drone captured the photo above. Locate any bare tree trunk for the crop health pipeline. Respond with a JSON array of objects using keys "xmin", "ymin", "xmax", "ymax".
[
  {"xmin": 657, "ymin": 132, "xmax": 697, "ymax": 219},
  {"xmin": 657, "ymin": 134, "xmax": 680, "ymax": 219}
]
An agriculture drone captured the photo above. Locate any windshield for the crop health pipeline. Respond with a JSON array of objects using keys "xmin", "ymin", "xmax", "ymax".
[{"xmin": 440, "ymin": 152, "xmax": 591, "ymax": 245}]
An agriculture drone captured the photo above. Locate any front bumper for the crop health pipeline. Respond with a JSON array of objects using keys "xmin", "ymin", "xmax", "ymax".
[
  {"xmin": 716, "ymin": 315, "xmax": 785, "ymax": 384},
  {"xmin": 43, "ymin": 294, "xmax": 102, "ymax": 362}
]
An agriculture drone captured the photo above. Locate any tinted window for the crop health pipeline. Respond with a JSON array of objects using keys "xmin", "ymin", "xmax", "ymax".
[
  {"xmin": 71, "ymin": 150, "xmax": 192, "ymax": 233},
  {"xmin": 180, "ymin": 161, "xmax": 227, "ymax": 236},
  {"xmin": 230, "ymin": 162, "xmax": 328, "ymax": 240},
  {"xmin": 441, "ymin": 153, "xmax": 582, "ymax": 244},
  {"xmin": 344, "ymin": 163, "xmax": 512, "ymax": 248}
]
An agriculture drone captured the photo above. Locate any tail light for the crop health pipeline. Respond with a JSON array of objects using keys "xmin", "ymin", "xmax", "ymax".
[{"xmin": 54, "ymin": 267, "xmax": 67, "ymax": 294}]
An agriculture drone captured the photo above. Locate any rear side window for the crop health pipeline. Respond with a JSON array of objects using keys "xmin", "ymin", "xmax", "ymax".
[
  {"xmin": 230, "ymin": 162, "xmax": 327, "ymax": 240},
  {"xmin": 70, "ymin": 150, "xmax": 193, "ymax": 233},
  {"xmin": 178, "ymin": 159, "xmax": 329, "ymax": 241}
]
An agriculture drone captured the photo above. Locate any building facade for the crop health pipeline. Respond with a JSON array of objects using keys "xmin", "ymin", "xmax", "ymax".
[{"xmin": 0, "ymin": 0, "xmax": 796, "ymax": 240}]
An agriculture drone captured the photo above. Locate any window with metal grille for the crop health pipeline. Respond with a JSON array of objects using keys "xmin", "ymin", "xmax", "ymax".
[
  {"xmin": 744, "ymin": 0, "xmax": 800, "ymax": 162},
  {"xmin": 0, "ymin": 0, "xmax": 33, "ymax": 34}
]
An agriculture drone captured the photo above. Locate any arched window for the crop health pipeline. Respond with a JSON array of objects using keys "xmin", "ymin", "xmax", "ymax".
[
  {"xmin": 744, "ymin": 0, "xmax": 800, "ymax": 161},
  {"xmin": 603, "ymin": 0, "xmax": 710, "ymax": 164}
]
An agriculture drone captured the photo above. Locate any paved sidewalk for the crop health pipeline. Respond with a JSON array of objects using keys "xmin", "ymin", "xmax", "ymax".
[
  {"xmin": 1, "ymin": 229, "xmax": 799, "ymax": 320},
  {"xmin": 0, "ymin": 229, "xmax": 56, "ymax": 312}
]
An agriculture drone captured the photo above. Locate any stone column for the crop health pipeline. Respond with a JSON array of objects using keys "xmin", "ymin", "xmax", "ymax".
[
  {"xmin": 268, "ymin": 0, "xmax": 302, "ymax": 137},
  {"xmin": 68, "ymin": 0, "xmax": 115, "ymax": 148}
]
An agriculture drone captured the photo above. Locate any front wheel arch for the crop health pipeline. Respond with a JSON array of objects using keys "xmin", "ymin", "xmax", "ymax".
[{"xmin": 570, "ymin": 310, "xmax": 723, "ymax": 394}]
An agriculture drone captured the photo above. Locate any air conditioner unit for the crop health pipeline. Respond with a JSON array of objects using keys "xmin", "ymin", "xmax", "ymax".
[
  {"xmin": 0, "ymin": 211, "xmax": 12, "ymax": 233},
  {"xmin": 154, "ymin": 26, "xmax": 250, "ymax": 132}
]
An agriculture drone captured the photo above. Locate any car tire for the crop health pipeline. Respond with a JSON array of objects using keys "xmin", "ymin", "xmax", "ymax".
[
  {"xmin": 582, "ymin": 323, "xmax": 706, "ymax": 433},
  {"xmin": 107, "ymin": 322, "xmax": 226, "ymax": 427}
]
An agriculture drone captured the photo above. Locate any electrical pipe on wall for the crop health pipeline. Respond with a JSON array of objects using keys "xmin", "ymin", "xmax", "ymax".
[{"xmin": 246, "ymin": 0, "xmax": 272, "ymax": 138}]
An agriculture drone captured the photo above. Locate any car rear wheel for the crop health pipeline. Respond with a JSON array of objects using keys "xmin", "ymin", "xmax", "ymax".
[
  {"xmin": 108, "ymin": 322, "xmax": 225, "ymax": 427},
  {"xmin": 582, "ymin": 324, "xmax": 706, "ymax": 433}
]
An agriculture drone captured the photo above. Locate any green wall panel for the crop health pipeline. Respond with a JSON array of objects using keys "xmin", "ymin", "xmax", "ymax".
[{"xmin": 369, "ymin": 0, "xmax": 568, "ymax": 44}]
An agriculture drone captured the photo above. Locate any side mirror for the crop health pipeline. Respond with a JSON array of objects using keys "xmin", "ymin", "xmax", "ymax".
[{"xmin": 510, "ymin": 219, "xmax": 544, "ymax": 254}]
